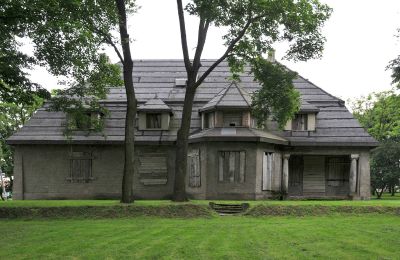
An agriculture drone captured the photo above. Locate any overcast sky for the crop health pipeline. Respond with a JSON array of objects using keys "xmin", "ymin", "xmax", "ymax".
[{"xmin": 28, "ymin": 0, "xmax": 400, "ymax": 101}]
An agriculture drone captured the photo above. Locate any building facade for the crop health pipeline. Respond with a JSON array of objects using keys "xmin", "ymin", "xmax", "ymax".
[{"xmin": 7, "ymin": 60, "xmax": 378, "ymax": 200}]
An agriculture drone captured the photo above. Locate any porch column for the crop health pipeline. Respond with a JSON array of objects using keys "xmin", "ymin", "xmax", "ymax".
[
  {"xmin": 282, "ymin": 154, "xmax": 290, "ymax": 194},
  {"xmin": 349, "ymin": 154, "xmax": 359, "ymax": 195}
]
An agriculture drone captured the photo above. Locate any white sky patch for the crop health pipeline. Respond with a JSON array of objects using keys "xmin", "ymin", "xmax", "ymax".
[{"xmin": 24, "ymin": 0, "xmax": 400, "ymax": 101}]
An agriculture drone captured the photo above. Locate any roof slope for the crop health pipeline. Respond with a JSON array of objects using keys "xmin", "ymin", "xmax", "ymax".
[
  {"xmin": 137, "ymin": 96, "xmax": 172, "ymax": 112},
  {"xmin": 7, "ymin": 59, "xmax": 378, "ymax": 147},
  {"xmin": 200, "ymin": 82, "xmax": 252, "ymax": 112}
]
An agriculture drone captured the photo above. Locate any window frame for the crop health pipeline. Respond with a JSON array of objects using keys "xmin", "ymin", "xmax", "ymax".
[
  {"xmin": 188, "ymin": 150, "xmax": 201, "ymax": 188},
  {"xmin": 292, "ymin": 113, "xmax": 308, "ymax": 131},
  {"xmin": 146, "ymin": 113, "xmax": 162, "ymax": 129},
  {"xmin": 67, "ymin": 151, "xmax": 94, "ymax": 183},
  {"xmin": 218, "ymin": 151, "xmax": 246, "ymax": 183},
  {"xmin": 262, "ymin": 152, "xmax": 274, "ymax": 191}
]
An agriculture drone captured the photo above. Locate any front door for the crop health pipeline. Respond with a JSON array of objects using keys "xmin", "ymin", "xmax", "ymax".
[{"xmin": 289, "ymin": 155, "xmax": 303, "ymax": 196}]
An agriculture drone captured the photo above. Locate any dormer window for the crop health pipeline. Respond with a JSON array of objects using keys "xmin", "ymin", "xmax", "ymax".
[
  {"xmin": 285, "ymin": 113, "xmax": 316, "ymax": 131},
  {"xmin": 67, "ymin": 110, "xmax": 104, "ymax": 131},
  {"xmin": 146, "ymin": 113, "xmax": 162, "ymax": 129},
  {"xmin": 224, "ymin": 112, "xmax": 242, "ymax": 127},
  {"xmin": 292, "ymin": 114, "xmax": 308, "ymax": 131},
  {"xmin": 137, "ymin": 97, "xmax": 172, "ymax": 131}
]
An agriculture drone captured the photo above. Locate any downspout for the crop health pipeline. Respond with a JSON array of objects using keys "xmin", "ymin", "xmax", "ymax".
[{"xmin": 21, "ymin": 154, "xmax": 25, "ymax": 200}]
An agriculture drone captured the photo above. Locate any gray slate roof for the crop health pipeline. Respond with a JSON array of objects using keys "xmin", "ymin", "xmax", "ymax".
[
  {"xmin": 200, "ymin": 82, "xmax": 252, "ymax": 112},
  {"xmin": 7, "ymin": 59, "xmax": 378, "ymax": 147},
  {"xmin": 137, "ymin": 97, "xmax": 172, "ymax": 112}
]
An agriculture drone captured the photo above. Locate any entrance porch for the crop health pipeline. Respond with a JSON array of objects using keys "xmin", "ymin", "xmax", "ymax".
[{"xmin": 283, "ymin": 154, "xmax": 360, "ymax": 199}]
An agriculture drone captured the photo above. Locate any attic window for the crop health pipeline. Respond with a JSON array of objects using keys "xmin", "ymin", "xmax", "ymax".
[
  {"xmin": 292, "ymin": 114, "xmax": 308, "ymax": 131},
  {"xmin": 223, "ymin": 112, "xmax": 242, "ymax": 127},
  {"xmin": 175, "ymin": 78, "xmax": 187, "ymax": 87},
  {"xmin": 146, "ymin": 113, "xmax": 162, "ymax": 129},
  {"xmin": 67, "ymin": 111, "xmax": 103, "ymax": 131}
]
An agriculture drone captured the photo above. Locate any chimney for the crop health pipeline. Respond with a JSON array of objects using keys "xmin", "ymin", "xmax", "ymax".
[
  {"xmin": 175, "ymin": 78, "xmax": 187, "ymax": 87},
  {"xmin": 267, "ymin": 49, "xmax": 276, "ymax": 62}
]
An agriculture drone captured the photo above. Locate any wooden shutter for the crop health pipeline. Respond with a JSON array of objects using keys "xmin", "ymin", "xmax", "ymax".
[
  {"xmin": 69, "ymin": 152, "xmax": 92, "ymax": 183},
  {"xmin": 218, "ymin": 151, "xmax": 246, "ymax": 183},
  {"xmin": 139, "ymin": 153, "xmax": 168, "ymax": 185},
  {"xmin": 188, "ymin": 150, "xmax": 201, "ymax": 187},
  {"xmin": 262, "ymin": 152, "xmax": 274, "ymax": 190}
]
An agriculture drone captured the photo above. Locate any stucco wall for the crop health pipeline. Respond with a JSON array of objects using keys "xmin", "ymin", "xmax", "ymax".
[
  {"xmin": 201, "ymin": 142, "xmax": 259, "ymax": 200},
  {"xmin": 13, "ymin": 144, "xmax": 175, "ymax": 200},
  {"xmin": 12, "ymin": 144, "xmax": 372, "ymax": 200}
]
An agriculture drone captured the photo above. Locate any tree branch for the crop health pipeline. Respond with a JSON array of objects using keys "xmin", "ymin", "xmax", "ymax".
[
  {"xmin": 93, "ymin": 27, "xmax": 124, "ymax": 64},
  {"xmin": 193, "ymin": 18, "xmax": 210, "ymax": 72},
  {"xmin": 193, "ymin": 17, "xmax": 255, "ymax": 89},
  {"xmin": 176, "ymin": 0, "xmax": 192, "ymax": 72}
]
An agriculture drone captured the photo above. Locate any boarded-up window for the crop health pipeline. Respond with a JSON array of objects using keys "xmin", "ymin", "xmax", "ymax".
[
  {"xmin": 262, "ymin": 152, "xmax": 274, "ymax": 190},
  {"xmin": 292, "ymin": 114, "xmax": 308, "ymax": 130},
  {"xmin": 204, "ymin": 113, "xmax": 214, "ymax": 129},
  {"xmin": 146, "ymin": 113, "xmax": 162, "ymax": 129},
  {"xmin": 139, "ymin": 153, "xmax": 168, "ymax": 185},
  {"xmin": 188, "ymin": 150, "xmax": 201, "ymax": 187},
  {"xmin": 218, "ymin": 151, "xmax": 246, "ymax": 183},
  {"xmin": 223, "ymin": 112, "xmax": 242, "ymax": 127},
  {"xmin": 326, "ymin": 157, "xmax": 350, "ymax": 187},
  {"xmin": 68, "ymin": 152, "xmax": 93, "ymax": 183}
]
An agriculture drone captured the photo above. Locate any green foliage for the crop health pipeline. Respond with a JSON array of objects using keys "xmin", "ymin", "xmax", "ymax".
[
  {"xmin": 186, "ymin": 0, "xmax": 332, "ymax": 72},
  {"xmin": 49, "ymin": 53, "xmax": 122, "ymax": 135},
  {"xmin": 250, "ymin": 57, "xmax": 300, "ymax": 129},
  {"xmin": 351, "ymin": 89, "xmax": 400, "ymax": 142},
  {"xmin": 387, "ymin": 28, "xmax": 400, "ymax": 88},
  {"xmin": 0, "ymin": 96, "xmax": 43, "ymax": 175},
  {"xmin": 370, "ymin": 141, "xmax": 400, "ymax": 198}
]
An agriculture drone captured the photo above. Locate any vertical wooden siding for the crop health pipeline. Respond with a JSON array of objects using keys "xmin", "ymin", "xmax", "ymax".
[{"xmin": 302, "ymin": 156, "xmax": 326, "ymax": 196}]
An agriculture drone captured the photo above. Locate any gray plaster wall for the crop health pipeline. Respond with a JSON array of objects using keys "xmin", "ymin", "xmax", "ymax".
[
  {"xmin": 12, "ymin": 144, "xmax": 176, "ymax": 200},
  {"xmin": 201, "ymin": 142, "xmax": 259, "ymax": 200},
  {"xmin": 12, "ymin": 143, "xmax": 371, "ymax": 200}
]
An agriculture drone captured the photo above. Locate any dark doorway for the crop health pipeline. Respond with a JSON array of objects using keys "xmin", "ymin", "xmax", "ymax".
[
  {"xmin": 325, "ymin": 156, "xmax": 350, "ymax": 196},
  {"xmin": 289, "ymin": 155, "xmax": 304, "ymax": 196}
]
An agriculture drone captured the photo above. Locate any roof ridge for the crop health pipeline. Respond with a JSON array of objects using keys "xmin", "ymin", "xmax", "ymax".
[
  {"xmin": 215, "ymin": 82, "xmax": 235, "ymax": 107},
  {"xmin": 234, "ymin": 82, "xmax": 252, "ymax": 106}
]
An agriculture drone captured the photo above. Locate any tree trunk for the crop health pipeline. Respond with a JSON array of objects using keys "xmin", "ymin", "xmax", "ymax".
[
  {"xmin": 115, "ymin": 0, "xmax": 136, "ymax": 203},
  {"xmin": 391, "ymin": 185, "xmax": 395, "ymax": 196},
  {"xmin": 172, "ymin": 80, "xmax": 196, "ymax": 202}
]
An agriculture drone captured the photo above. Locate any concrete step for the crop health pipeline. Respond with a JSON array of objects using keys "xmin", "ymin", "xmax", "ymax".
[{"xmin": 209, "ymin": 202, "xmax": 250, "ymax": 215}]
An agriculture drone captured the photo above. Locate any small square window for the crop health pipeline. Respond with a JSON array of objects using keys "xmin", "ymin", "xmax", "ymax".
[
  {"xmin": 146, "ymin": 113, "xmax": 162, "ymax": 129},
  {"xmin": 68, "ymin": 152, "xmax": 93, "ymax": 183},
  {"xmin": 292, "ymin": 114, "xmax": 308, "ymax": 131}
]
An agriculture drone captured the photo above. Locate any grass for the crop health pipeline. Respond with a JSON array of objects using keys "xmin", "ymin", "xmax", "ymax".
[{"xmin": 0, "ymin": 215, "xmax": 399, "ymax": 259}]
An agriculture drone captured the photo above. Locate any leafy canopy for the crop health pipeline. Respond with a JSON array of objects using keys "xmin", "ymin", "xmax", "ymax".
[
  {"xmin": 351, "ymin": 89, "xmax": 400, "ymax": 142},
  {"xmin": 370, "ymin": 141, "xmax": 400, "ymax": 198},
  {"xmin": 250, "ymin": 58, "xmax": 300, "ymax": 128},
  {"xmin": 387, "ymin": 28, "xmax": 400, "ymax": 88}
]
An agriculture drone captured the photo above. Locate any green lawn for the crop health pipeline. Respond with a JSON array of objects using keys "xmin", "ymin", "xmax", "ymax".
[{"xmin": 0, "ymin": 215, "xmax": 399, "ymax": 259}]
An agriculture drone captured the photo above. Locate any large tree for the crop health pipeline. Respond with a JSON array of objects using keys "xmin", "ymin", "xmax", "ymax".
[
  {"xmin": 0, "ymin": 2, "xmax": 50, "ymax": 176},
  {"xmin": 370, "ymin": 141, "xmax": 400, "ymax": 199},
  {"xmin": 0, "ymin": 0, "xmax": 137, "ymax": 203},
  {"xmin": 351, "ymin": 89, "xmax": 400, "ymax": 142},
  {"xmin": 172, "ymin": 0, "xmax": 332, "ymax": 201},
  {"xmin": 351, "ymin": 89, "xmax": 400, "ymax": 197},
  {"xmin": 387, "ymin": 28, "xmax": 400, "ymax": 88}
]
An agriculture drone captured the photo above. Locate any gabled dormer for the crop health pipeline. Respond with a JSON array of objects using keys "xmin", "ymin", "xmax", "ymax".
[
  {"xmin": 199, "ymin": 82, "xmax": 252, "ymax": 129},
  {"xmin": 137, "ymin": 97, "xmax": 172, "ymax": 130},
  {"xmin": 284, "ymin": 100, "xmax": 319, "ymax": 131}
]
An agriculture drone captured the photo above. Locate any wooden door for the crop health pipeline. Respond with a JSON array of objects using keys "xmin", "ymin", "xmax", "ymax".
[{"xmin": 288, "ymin": 155, "xmax": 303, "ymax": 196}]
